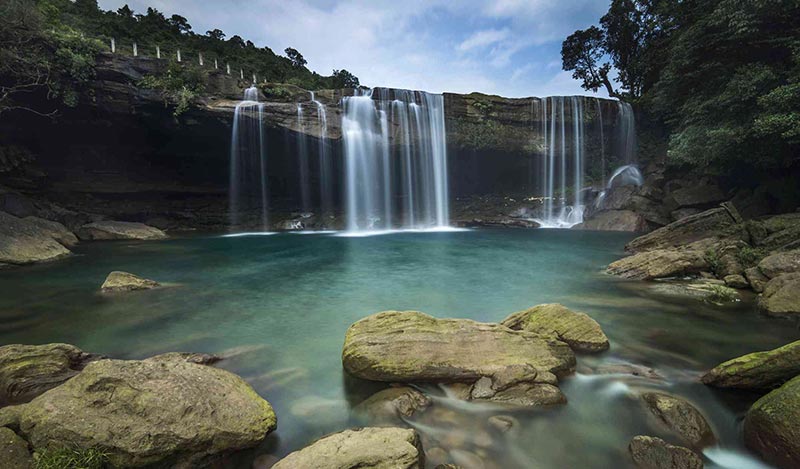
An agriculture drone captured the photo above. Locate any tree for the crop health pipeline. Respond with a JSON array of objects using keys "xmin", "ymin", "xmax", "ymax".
[
  {"xmin": 116, "ymin": 5, "xmax": 134, "ymax": 19},
  {"xmin": 168, "ymin": 14, "xmax": 192, "ymax": 34},
  {"xmin": 285, "ymin": 47, "xmax": 306, "ymax": 68},
  {"xmin": 332, "ymin": 69, "xmax": 359, "ymax": 88},
  {"xmin": 561, "ymin": 26, "xmax": 618, "ymax": 98},
  {"xmin": 206, "ymin": 29, "xmax": 225, "ymax": 41}
]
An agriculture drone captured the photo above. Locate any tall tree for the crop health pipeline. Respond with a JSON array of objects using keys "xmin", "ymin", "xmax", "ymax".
[{"xmin": 284, "ymin": 47, "xmax": 306, "ymax": 68}]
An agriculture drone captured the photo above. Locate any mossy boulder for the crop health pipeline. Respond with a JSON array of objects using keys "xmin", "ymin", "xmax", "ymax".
[
  {"xmin": 77, "ymin": 220, "xmax": 167, "ymax": 241},
  {"xmin": 702, "ymin": 340, "xmax": 800, "ymax": 390},
  {"xmin": 500, "ymin": 303, "xmax": 609, "ymax": 353},
  {"xmin": 0, "ymin": 211, "xmax": 72, "ymax": 266},
  {"xmin": 758, "ymin": 273, "xmax": 800, "ymax": 317},
  {"xmin": 272, "ymin": 427, "xmax": 424, "ymax": 469},
  {"xmin": 624, "ymin": 204, "xmax": 744, "ymax": 253},
  {"xmin": 342, "ymin": 311, "xmax": 575, "ymax": 407},
  {"xmin": 744, "ymin": 375, "xmax": 800, "ymax": 468},
  {"xmin": 20, "ymin": 216, "xmax": 78, "ymax": 248},
  {"xmin": 0, "ymin": 427, "xmax": 33, "ymax": 469},
  {"xmin": 641, "ymin": 392, "xmax": 715, "ymax": 448},
  {"xmin": 353, "ymin": 386, "xmax": 431, "ymax": 425},
  {"xmin": 757, "ymin": 249, "xmax": 800, "ymax": 279},
  {"xmin": 100, "ymin": 271, "xmax": 161, "ymax": 292},
  {"xmin": 0, "ymin": 343, "xmax": 98, "ymax": 406},
  {"xmin": 0, "ymin": 357, "xmax": 276, "ymax": 467},
  {"xmin": 606, "ymin": 246, "xmax": 708, "ymax": 280},
  {"xmin": 628, "ymin": 435, "xmax": 702, "ymax": 469}
]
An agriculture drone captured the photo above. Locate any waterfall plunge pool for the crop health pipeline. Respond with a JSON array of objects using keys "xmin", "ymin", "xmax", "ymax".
[{"xmin": 0, "ymin": 229, "xmax": 793, "ymax": 468}]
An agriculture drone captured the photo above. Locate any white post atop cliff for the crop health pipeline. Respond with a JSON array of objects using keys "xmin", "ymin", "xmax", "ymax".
[
  {"xmin": 156, "ymin": 45, "xmax": 161, "ymax": 59},
  {"xmin": 110, "ymin": 38, "xmax": 115, "ymax": 53},
  {"xmin": 227, "ymin": 63, "xmax": 231, "ymax": 74},
  {"xmin": 240, "ymin": 69, "xmax": 244, "ymax": 80},
  {"xmin": 199, "ymin": 52, "xmax": 204, "ymax": 66},
  {"xmin": 252, "ymin": 73, "xmax": 256, "ymax": 84},
  {"xmin": 133, "ymin": 42, "xmax": 138, "ymax": 57},
  {"xmin": 214, "ymin": 59, "xmax": 218, "ymax": 70},
  {"xmin": 177, "ymin": 50, "xmax": 182, "ymax": 62}
]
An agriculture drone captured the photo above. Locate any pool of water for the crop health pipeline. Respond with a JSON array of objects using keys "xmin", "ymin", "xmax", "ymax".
[{"xmin": 0, "ymin": 229, "xmax": 796, "ymax": 468}]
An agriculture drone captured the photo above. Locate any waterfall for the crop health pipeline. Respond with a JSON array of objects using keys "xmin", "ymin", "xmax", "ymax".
[
  {"xmin": 229, "ymin": 86, "xmax": 269, "ymax": 230},
  {"xmin": 617, "ymin": 102, "xmax": 637, "ymax": 163},
  {"xmin": 296, "ymin": 103, "xmax": 311, "ymax": 212},
  {"xmin": 310, "ymin": 92, "xmax": 332, "ymax": 216},
  {"xmin": 342, "ymin": 88, "xmax": 449, "ymax": 232}
]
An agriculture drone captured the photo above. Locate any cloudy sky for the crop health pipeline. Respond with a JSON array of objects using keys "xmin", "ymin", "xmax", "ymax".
[{"xmin": 97, "ymin": 0, "xmax": 610, "ymax": 98}]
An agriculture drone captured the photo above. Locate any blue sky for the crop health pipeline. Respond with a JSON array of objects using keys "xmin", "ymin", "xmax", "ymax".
[{"xmin": 97, "ymin": 0, "xmax": 610, "ymax": 97}]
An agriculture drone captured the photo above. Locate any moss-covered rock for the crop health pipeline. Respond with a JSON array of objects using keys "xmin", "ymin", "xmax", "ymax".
[
  {"xmin": 272, "ymin": 427, "xmax": 424, "ymax": 469},
  {"xmin": 0, "ymin": 427, "xmax": 33, "ymax": 469},
  {"xmin": 702, "ymin": 340, "xmax": 800, "ymax": 390},
  {"xmin": 0, "ymin": 343, "xmax": 98, "ymax": 406},
  {"xmin": 744, "ymin": 375, "xmax": 800, "ymax": 468},
  {"xmin": 628, "ymin": 435, "xmax": 702, "ymax": 469},
  {"xmin": 758, "ymin": 272, "xmax": 800, "ymax": 317},
  {"xmin": 100, "ymin": 271, "xmax": 161, "ymax": 292},
  {"xmin": 342, "ymin": 311, "xmax": 575, "ymax": 407},
  {"xmin": 641, "ymin": 392, "xmax": 715, "ymax": 448},
  {"xmin": 0, "ymin": 211, "xmax": 72, "ymax": 266},
  {"xmin": 757, "ymin": 249, "xmax": 800, "ymax": 279},
  {"xmin": 0, "ymin": 357, "xmax": 276, "ymax": 467},
  {"xmin": 500, "ymin": 303, "xmax": 609, "ymax": 353}
]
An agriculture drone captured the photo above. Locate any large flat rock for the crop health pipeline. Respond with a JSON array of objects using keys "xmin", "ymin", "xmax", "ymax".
[
  {"xmin": 501, "ymin": 303, "xmax": 609, "ymax": 353},
  {"xmin": 702, "ymin": 340, "xmax": 800, "ymax": 390},
  {"xmin": 744, "ymin": 375, "xmax": 800, "ymax": 468},
  {"xmin": 0, "ymin": 211, "xmax": 72, "ymax": 265},
  {"xmin": 606, "ymin": 244, "xmax": 709, "ymax": 280},
  {"xmin": 101, "ymin": 271, "xmax": 161, "ymax": 292},
  {"xmin": 757, "ymin": 249, "xmax": 800, "ymax": 279},
  {"xmin": 758, "ymin": 273, "xmax": 800, "ymax": 318},
  {"xmin": 573, "ymin": 210, "xmax": 649, "ymax": 232},
  {"xmin": 77, "ymin": 220, "xmax": 167, "ymax": 241}
]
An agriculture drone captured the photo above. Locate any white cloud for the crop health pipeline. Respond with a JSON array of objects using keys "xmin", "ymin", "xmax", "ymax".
[{"xmin": 457, "ymin": 28, "xmax": 510, "ymax": 52}]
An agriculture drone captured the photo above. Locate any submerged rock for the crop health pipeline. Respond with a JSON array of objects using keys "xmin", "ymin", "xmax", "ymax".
[
  {"xmin": 100, "ymin": 271, "xmax": 161, "ymax": 292},
  {"xmin": 342, "ymin": 311, "xmax": 575, "ymax": 407},
  {"xmin": 629, "ymin": 435, "xmax": 703, "ymax": 469},
  {"xmin": 702, "ymin": 340, "xmax": 800, "ymax": 390},
  {"xmin": 641, "ymin": 392, "xmax": 715, "ymax": 448},
  {"xmin": 0, "ymin": 357, "xmax": 276, "ymax": 467},
  {"xmin": 77, "ymin": 220, "xmax": 167, "ymax": 241},
  {"xmin": 757, "ymin": 249, "xmax": 800, "ymax": 279},
  {"xmin": 744, "ymin": 375, "xmax": 800, "ymax": 468},
  {"xmin": 0, "ymin": 427, "xmax": 33, "ymax": 469},
  {"xmin": 353, "ymin": 386, "xmax": 432, "ymax": 425},
  {"xmin": 0, "ymin": 343, "xmax": 98, "ymax": 406},
  {"xmin": 500, "ymin": 303, "xmax": 609, "ymax": 353},
  {"xmin": 758, "ymin": 272, "xmax": 800, "ymax": 317},
  {"xmin": 272, "ymin": 427, "xmax": 424, "ymax": 469},
  {"xmin": 0, "ymin": 211, "xmax": 72, "ymax": 266}
]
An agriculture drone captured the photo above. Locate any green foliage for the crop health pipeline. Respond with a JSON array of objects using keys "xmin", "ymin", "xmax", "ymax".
[
  {"xmin": 35, "ymin": 447, "xmax": 108, "ymax": 469},
  {"xmin": 704, "ymin": 248, "xmax": 722, "ymax": 276},
  {"xmin": 736, "ymin": 245, "xmax": 767, "ymax": 268},
  {"xmin": 704, "ymin": 284, "xmax": 739, "ymax": 305},
  {"xmin": 139, "ymin": 63, "xmax": 205, "ymax": 116},
  {"xmin": 259, "ymin": 84, "xmax": 292, "ymax": 100}
]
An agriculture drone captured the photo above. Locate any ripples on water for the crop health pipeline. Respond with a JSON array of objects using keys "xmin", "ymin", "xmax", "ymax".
[{"xmin": 0, "ymin": 229, "xmax": 794, "ymax": 468}]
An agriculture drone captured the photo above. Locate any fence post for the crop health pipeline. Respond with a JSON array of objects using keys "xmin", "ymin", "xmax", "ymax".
[
  {"xmin": 156, "ymin": 45, "xmax": 161, "ymax": 59},
  {"xmin": 214, "ymin": 59, "xmax": 218, "ymax": 70},
  {"xmin": 199, "ymin": 52, "xmax": 204, "ymax": 66},
  {"xmin": 177, "ymin": 49, "xmax": 182, "ymax": 62},
  {"xmin": 133, "ymin": 42, "xmax": 138, "ymax": 57},
  {"xmin": 240, "ymin": 69, "xmax": 244, "ymax": 80},
  {"xmin": 110, "ymin": 38, "xmax": 115, "ymax": 53},
  {"xmin": 227, "ymin": 63, "xmax": 231, "ymax": 74}
]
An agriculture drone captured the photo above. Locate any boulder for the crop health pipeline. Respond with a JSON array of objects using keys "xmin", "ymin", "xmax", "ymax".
[
  {"xmin": 0, "ymin": 427, "xmax": 33, "ymax": 469},
  {"xmin": 0, "ymin": 343, "xmax": 98, "ymax": 406},
  {"xmin": 100, "ymin": 271, "xmax": 161, "ymax": 292},
  {"xmin": 647, "ymin": 281, "xmax": 740, "ymax": 304},
  {"xmin": 0, "ymin": 357, "xmax": 276, "ymax": 467},
  {"xmin": 702, "ymin": 340, "xmax": 800, "ymax": 390},
  {"xmin": 744, "ymin": 267, "xmax": 769, "ymax": 293},
  {"xmin": 272, "ymin": 427, "xmax": 424, "ymax": 469},
  {"xmin": 641, "ymin": 392, "xmax": 715, "ymax": 448},
  {"xmin": 670, "ymin": 183, "xmax": 727, "ymax": 208},
  {"xmin": 744, "ymin": 375, "xmax": 800, "ymax": 468},
  {"xmin": 342, "ymin": 311, "xmax": 575, "ymax": 407},
  {"xmin": 670, "ymin": 208, "xmax": 701, "ymax": 222},
  {"xmin": 353, "ymin": 386, "xmax": 431, "ymax": 425},
  {"xmin": 0, "ymin": 211, "xmax": 72, "ymax": 265},
  {"xmin": 606, "ymin": 245, "xmax": 708, "ymax": 280},
  {"xmin": 500, "ymin": 304, "xmax": 609, "ymax": 353},
  {"xmin": 573, "ymin": 210, "xmax": 649, "ymax": 232},
  {"xmin": 625, "ymin": 205, "xmax": 744, "ymax": 254},
  {"xmin": 757, "ymin": 249, "xmax": 800, "ymax": 279},
  {"xmin": 77, "ymin": 220, "xmax": 167, "ymax": 241},
  {"xmin": 758, "ymin": 273, "xmax": 800, "ymax": 317},
  {"xmin": 723, "ymin": 274, "xmax": 748, "ymax": 289},
  {"xmin": 21, "ymin": 216, "xmax": 78, "ymax": 247},
  {"xmin": 629, "ymin": 435, "xmax": 703, "ymax": 469}
]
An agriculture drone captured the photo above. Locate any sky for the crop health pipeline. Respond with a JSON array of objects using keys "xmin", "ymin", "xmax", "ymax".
[{"xmin": 97, "ymin": 0, "xmax": 611, "ymax": 98}]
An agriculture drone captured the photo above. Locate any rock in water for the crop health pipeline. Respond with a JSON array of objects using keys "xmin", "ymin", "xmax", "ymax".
[
  {"xmin": 500, "ymin": 303, "xmax": 609, "ymax": 353},
  {"xmin": 77, "ymin": 220, "xmax": 167, "ymax": 241},
  {"xmin": 0, "ymin": 427, "xmax": 34, "ymax": 469},
  {"xmin": 101, "ymin": 271, "xmax": 161, "ymax": 292},
  {"xmin": 702, "ymin": 340, "xmax": 800, "ymax": 390},
  {"xmin": 342, "ymin": 311, "xmax": 575, "ymax": 407},
  {"xmin": 744, "ymin": 375, "xmax": 800, "ymax": 468},
  {"xmin": 0, "ymin": 343, "xmax": 98, "ymax": 406},
  {"xmin": 0, "ymin": 211, "xmax": 71, "ymax": 265},
  {"xmin": 629, "ymin": 435, "xmax": 703, "ymax": 469},
  {"xmin": 20, "ymin": 216, "xmax": 78, "ymax": 247},
  {"xmin": 758, "ymin": 273, "xmax": 800, "ymax": 317},
  {"xmin": 353, "ymin": 386, "xmax": 432, "ymax": 425},
  {"xmin": 606, "ymin": 244, "xmax": 709, "ymax": 280},
  {"xmin": 0, "ymin": 358, "xmax": 276, "ymax": 467},
  {"xmin": 272, "ymin": 427, "xmax": 424, "ymax": 469},
  {"xmin": 625, "ymin": 204, "xmax": 744, "ymax": 253},
  {"xmin": 641, "ymin": 392, "xmax": 715, "ymax": 448}
]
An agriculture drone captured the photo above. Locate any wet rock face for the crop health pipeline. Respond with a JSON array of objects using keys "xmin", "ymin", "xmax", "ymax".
[
  {"xmin": 628, "ymin": 435, "xmax": 703, "ymax": 469},
  {"xmin": 0, "ymin": 427, "xmax": 33, "ymax": 469},
  {"xmin": 0, "ymin": 343, "xmax": 98, "ymax": 406},
  {"xmin": 605, "ymin": 243, "xmax": 710, "ymax": 280},
  {"xmin": 272, "ymin": 427, "xmax": 424, "ymax": 469},
  {"xmin": 702, "ymin": 340, "xmax": 800, "ymax": 390},
  {"xmin": 0, "ymin": 357, "xmax": 276, "ymax": 467},
  {"xmin": 744, "ymin": 375, "xmax": 800, "ymax": 468},
  {"xmin": 500, "ymin": 303, "xmax": 610, "ymax": 353},
  {"xmin": 757, "ymin": 249, "xmax": 800, "ymax": 279},
  {"xmin": 100, "ymin": 271, "xmax": 161, "ymax": 292},
  {"xmin": 77, "ymin": 220, "xmax": 167, "ymax": 241},
  {"xmin": 0, "ymin": 211, "xmax": 72, "ymax": 266},
  {"xmin": 758, "ymin": 272, "xmax": 800, "ymax": 317},
  {"xmin": 353, "ymin": 386, "xmax": 432, "ymax": 425},
  {"xmin": 640, "ymin": 392, "xmax": 715, "ymax": 448},
  {"xmin": 573, "ymin": 210, "xmax": 650, "ymax": 232}
]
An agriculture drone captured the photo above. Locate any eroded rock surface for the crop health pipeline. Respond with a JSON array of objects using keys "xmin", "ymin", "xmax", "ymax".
[
  {"xmin": 629, "ymin": 435, "xmax": 703, "ymax": 469},
  {"xmin": 353, "ymin": 386, "xmax": 432, "ymax": 425},
  {"xmin": 758, "ymin": 273, "xmax": 800, "ymax": 317},
  {"xmin": 500, "ymin": 303, "xmax": 609, "ymax": 353},
  {"xmin": 744, "ymin": 375, "xmax": 800, "ymax": 468},
  {"xmin": 101, "ymin": 271, "xmax": 161, "ymax": 292},
  {"xmin": 0, "ymin": 211, "xmax": 72, "ymax": 266},
  {"xmin": 0, "ymin": 427, "xmax": 33, "ymax": 469},
  {"xmin": 574, "ymin": 210, "xmax": 649, "ymax": 232},
  {"xmin": 641, "ymin": 392, "xmax": 715, "ymax": 448},
  {"xmin": 702, "ymin": 340, "xmax": 800, "ymax": 390},
  {"xmin": 77, "ymin": 220, "xmax": 167, "ymax": 241},
  {"xmin": 757, "ymin": 249, "xmax": 800, "ymax": 279}
]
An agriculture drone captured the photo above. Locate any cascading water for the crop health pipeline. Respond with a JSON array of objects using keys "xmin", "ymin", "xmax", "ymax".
[
  {"xmin": 310, "ymin": 92, "xmax": 333, "ymax": 216},
  {"xmin": 342, "ymin": 89, "xmax": 449, "ymax": 232},
  {"xmin": 229, "ymin": 86, "xmax": 269, "ymax": 230},
  {"xmin": 296, "ymin": 103, "xmax": 311, "ymax": 212}
]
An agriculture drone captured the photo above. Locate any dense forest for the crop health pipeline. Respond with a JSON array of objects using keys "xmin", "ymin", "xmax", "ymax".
[
  {"xmin": 0, "ymin": 0, "xmax": 359, "ymax": 116},
  {"xmin": 563, "ymin": 0, "xmax": 800, "ymax": 174}
]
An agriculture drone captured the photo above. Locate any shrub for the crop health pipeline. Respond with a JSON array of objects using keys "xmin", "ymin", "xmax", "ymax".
[
  {"xmin": 736, "ymin": 245, "xmax": 767, "ymax": 268},
  {"xmin": 704, "ymin": 248, "xmax": 722, "ymax": 276}
]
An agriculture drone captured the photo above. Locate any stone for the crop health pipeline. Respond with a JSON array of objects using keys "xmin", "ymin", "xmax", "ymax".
[
  {"xmin": 758, "ymin": 273, "xmax": 800, "ymax": 317},
  {"xmin": 487, "ymin": 415, "xmax": 518, "ymax": 433},
  {"xmin": 573, "ymin": 210, "xmax": 649, "ymax": 232},
  {"xmin": 744, "ymin": 375, "xmax": 800, "ymax": 468},
  {"xmin": 342, "ymin": 311, "xmax": 575, "ymax": 407},
  {"xmin": 641, "ymin": 392, "xmax": 715, "ymax": 447},
  {"xmin": 0, "ymin": 357, "xmax": 276, "ymax": 467},
  {"xmin": 500, "ymin": 303, "xmax": 610, "ymax": 353},
  {"xmin": 0, "ymin": 343, "xmax": 98, "ymax": 406},
  {"xmin": 670, "ymin": 208, "xmax": 701, "ymax": 222},
  {"xmin": 757, "ymin": 249, "xmax": 800, "ymax": 279},
  {"xmin": 702, "ymin": 340, "xmax": 800, "ymax": 390},
  {"xmin": 353, "ymin": 386, "xmax": 432, "ymax": 425},
  {"xmin": 77, "ymin": 220, "xmax": 167, "ymax": 241},
  {"xmin": 100, "ymin": 271, "xmax": 161, "ymax": 292},
  {"xmin": 670, "ymin": 183, "xmax": 727, "ymax": 208},
  {"xmin": 625, "ymin": 205, "xmax": 744, "ymax": 254},
  {"xmin": 629, "ymin": 435, "xmax": 703, "ymax": 469},
  {"xmin": 272, "ymin": 427, "xmax": 424, "ymax": 469},
  {"xmin": 723, "ymin": 274, "xmax": 748, "ymax": 289},
  {"xmin": 0, "ymin": 211, "xmax": 71, "ymax": 265},
  {"xmin": 744, "ymin": 267, "xmax": 769, "ymax": 293},
  {"xmin": 0, "ymin": 427, "xmax": 33, "ymax": 469},
  {"xmin": 21, "ymin": 216, "xmax": 78, "ymax": 247},
  {"xmin": 606, "ymin": 245, "xmax": 708, "ymax": 280},
  {"xmin": 647, "ymin": 281, "xmax": 740, "ymax": 304}
]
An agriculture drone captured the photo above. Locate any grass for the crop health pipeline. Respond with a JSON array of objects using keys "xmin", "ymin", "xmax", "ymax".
[
  {"xmin": 35, "ymin": 447, "xmax": 108, "ymax": 469},
  {"xmin": 704, "ymin": 248, "xmax": 722, "ymax": 276},
  {"xmin": 704, "ymin": 284, "xmax": 740, "ymax": 305}
]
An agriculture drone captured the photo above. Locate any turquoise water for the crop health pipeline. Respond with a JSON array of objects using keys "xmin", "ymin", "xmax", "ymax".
[{"xmin": 0, "ymin": 229, "xmax": 796, "ymax": 468}]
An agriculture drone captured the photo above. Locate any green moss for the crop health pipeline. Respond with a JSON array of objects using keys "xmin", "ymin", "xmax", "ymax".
[
  {"xmin": 736, "ymin": 245, "xmax": 768, "ymax": 268},
  {"xmin": 704, "ymin": 248, "xmax": 722, "ymax": 276},
  {"xmin": 35, "ymin": 447, "xmax": 108, "ymax": 469}
]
